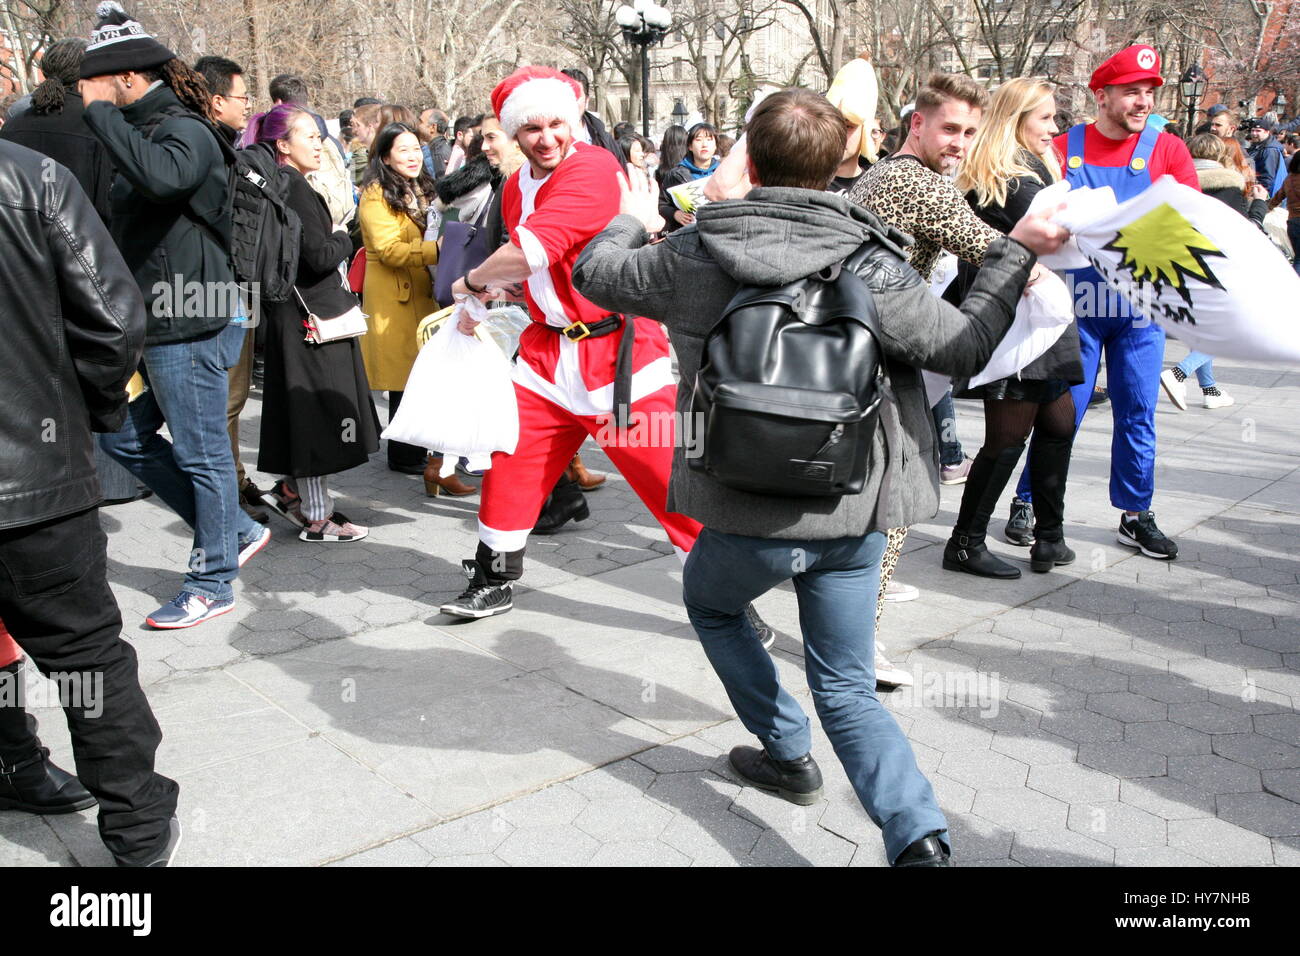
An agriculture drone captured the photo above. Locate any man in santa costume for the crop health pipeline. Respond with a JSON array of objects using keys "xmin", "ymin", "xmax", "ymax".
[{"xmin": 441, "ymin": 66, "xmax": 772, "ymax": 637}]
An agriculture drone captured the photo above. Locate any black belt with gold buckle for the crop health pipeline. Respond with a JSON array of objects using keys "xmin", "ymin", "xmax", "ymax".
[
  {"xmin": 553, "ymin": 315, "xmax": 623, "ymax": 341},
  {"xmin": 547, "ymin": 314, "xmax": 635, "ymax": 429}
]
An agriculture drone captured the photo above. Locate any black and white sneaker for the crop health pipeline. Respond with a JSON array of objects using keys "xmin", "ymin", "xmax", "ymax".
[
  {"xmin": 745, "ymin": 603, "xmax": 776, "ymax": 650},
  {"xmin": 1004, "ymin": 496, "xmax": 1035, "ymax": 546},
  {"xmin": 1117, "ymin": 511, "xmax": 1178, "ymax": 560},
  {"xmin": 439, "ymin": 560, "xmax": 513, "ymax": 619}
]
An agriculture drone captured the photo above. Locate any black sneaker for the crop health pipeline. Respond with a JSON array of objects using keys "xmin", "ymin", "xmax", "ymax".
[
  {"xmin": 1004, "ymin": 497, "xmax": 1034, "ymax": 547},
  {"xmin": 893, "ymin": 831, "xmax": 952, "ymax": 867},
  {"xmin": 1089, "ymin": 386, "xmax": 1109, "ymax": 407},
  {"xmin": 439, "ymin": 559, "xmax": 514, "ymax": 618},
  {"xmin": 745, "ymin": 603, "xmax": 776, "ymax": 650},
  {"xmin": 728, "ymin": 745, "xmax": 824, "ymax": 806},
  {"xmin": 1117, "ymin": 511, "xmax": 1178, "ymax": 560}
]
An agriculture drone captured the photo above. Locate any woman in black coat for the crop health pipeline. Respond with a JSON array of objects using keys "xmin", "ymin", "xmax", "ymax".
[
  {"xmin": 251, "ymin": 105, "xmax": 380, "ymax": 542},
  {"xmin": 942, "ymin": 79, "xmax": 1084, "ymax": 579}
]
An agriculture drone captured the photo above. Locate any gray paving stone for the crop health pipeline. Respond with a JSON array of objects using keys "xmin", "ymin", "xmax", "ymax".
[
  {"xmin": 587, "ymin": 840, "xmax": 693, "ymax": 866},
  {"xmin": 1262, "ymin": 768, "xmax": 1300, "ymax": 803},
  {"xmin": 330, "ymin": 837, "xmax": 435, "ymax": 866},
  {"xmin": 1211, "ymin": 733, "xmax": 1300, "ymax": 772},
  {"xmin": 494, "ymin": 785, "xmax": 589, "ymax": 829},
  {"xmin": 1077, "ymin": 742, "xmax": 1167, "ymax": 778},
  {"xmin": 938, "ymin": 750, "xmax": 1029, "ymax": 790},
  {"xmin": 907, "ymin": 717, "xmax": 993, "ymax": 752},
  {"xmin": 573, "ymin": 798, "xmax": 675, "ymax": 842},
  {"xmin": 493, "ymin": 824, "xmax": 600, "ymax": 866},
  {"xmin": 1124, "ymin": 720, "xmax": 1213, "ymax": 756},
  {"xmin": 1066, "ymin": 800, "xmax": 1167, "ymax": 848},
  {"xmin": 565, "ymin": 759, "xmax": 658, "ymax": 802},
  {"xmin": 1010, "ymin": 828, "xmax": 1115, "ymax": 866},
  {"xmin": 631, "ymin": 735, "xmax": 724, "ymax": 774},
  {"xmin": 1086, "ymin": 692, "xmax": 1168, "ymax": 723},
  {"xmin": 944, "ymin": 813, "xmax": 1014, "ymax": 862},
  {"xmin": 1167, "ymin": 754, "xmax": 1262, "ymax": 794},
  {"xmin": 749, "ymin": 824, "xmax": 856, "ymax": 867},
  {"xmin": 1027, "ymin": 762, "xmax": 1120, "ymax": 804},
  {"xmin": 1215, "ymin": 792, "xmax": 1300, "ymax": 837},
  {"xmin": 1128, "ymin": 675, "xmax": 1210, "ymax": 703},
  {"xmin": 1166, "ymin": 701, "xmax": 1255, "ymax": 735},
  {"xmin": 1254, "ymin": 712, "xmax": 1300, "ymax": 746},
  {"xmin": 658, "ymin": 812, "xmax": 763, "ymax": 865},
  {"xmin": 1038, "ymin": 710, "xmax": 1124, "ymax": 744},
  {"xmin": 1167, "ymin": 818, "xmax": 1275, "ymax": 866},
  {"xmin": 409, "ymin": 810, "xmax": 514, "ymax": 857},
  {"xmin": 1114, "ymin": 845, "xmax": 1214, "ymax": 866},
  {"xmin": 971, "ymin": 787, "xmax": 1069, "ymax": 831},
  {"xmin": 990, "ymin": 729, "xmax": 1078, "ymax": 765}
]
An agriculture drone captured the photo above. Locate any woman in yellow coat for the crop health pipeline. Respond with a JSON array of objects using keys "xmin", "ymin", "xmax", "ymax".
[{"xmin": 358, "ymin": 122, "xmax": 440, "ymax": 473}]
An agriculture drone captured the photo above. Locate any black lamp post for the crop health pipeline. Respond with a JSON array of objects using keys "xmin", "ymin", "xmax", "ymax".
[
  {"xmin": 1179, "ymin": 64, "xmax": 1207, "ymax": 133},
  {"xmin": 671, "ymin": 98, "xmax": 687, "ymax": 128},
  {"xmin": 616, "ymin": 0, "xmax": 673, "ymax": 138}
]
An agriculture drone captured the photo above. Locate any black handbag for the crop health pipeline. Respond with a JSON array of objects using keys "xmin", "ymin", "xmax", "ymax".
[{"xmin": 688, "ymin": 244, "xmax": 888, "ymax": 497}]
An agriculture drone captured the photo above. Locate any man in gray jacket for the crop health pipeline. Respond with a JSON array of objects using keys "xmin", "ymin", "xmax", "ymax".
[{"xmin": 574, "ymin": 88, "xmax": 1067, "ymax": 866}]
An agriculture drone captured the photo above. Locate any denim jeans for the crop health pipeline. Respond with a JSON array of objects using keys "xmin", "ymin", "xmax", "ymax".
[
  {"xmin": 682, "ymin": 528, "xmax": 949, "ymax": 863},
  {"xmin": 932, "ymin": 389, "xmax": 964, "ymax": 466},
  {"xmin": 101, "ymin": 323, "xmax": 260, "ymax": 603},
  {"xmin": 1175, "ymin": 351, "xmax": 1215, "ymax": 388}
]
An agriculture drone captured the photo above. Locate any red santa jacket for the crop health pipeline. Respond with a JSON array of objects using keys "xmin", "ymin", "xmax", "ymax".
[{"xmin": 502, "ymin": 142, "xmax": 673, "ymax": 414}]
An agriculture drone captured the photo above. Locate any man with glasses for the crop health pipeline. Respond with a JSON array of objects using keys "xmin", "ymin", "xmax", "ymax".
[
  {"xmin": 194, "ymin": 55, "xmax": 250, "ymax": 145},
  {"xmin": 194, "ymin": 55, "xmax": 268, "ymax": 526}
]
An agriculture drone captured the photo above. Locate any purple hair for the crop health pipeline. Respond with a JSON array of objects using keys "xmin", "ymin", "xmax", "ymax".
[{"xmin": 249, "ymin": 103, "xmax": 311, "ymax": 162}]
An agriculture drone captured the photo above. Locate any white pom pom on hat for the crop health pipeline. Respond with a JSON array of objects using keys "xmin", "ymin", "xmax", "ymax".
[{"xmin": 490, "ymin": 67, "xmax": 583, "ymax": 139}]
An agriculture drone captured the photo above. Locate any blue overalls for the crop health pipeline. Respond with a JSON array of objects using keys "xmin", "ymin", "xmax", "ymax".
[{"xmin": 1016, "ymin": 123, "xmax": 1164, "ymax": 512}]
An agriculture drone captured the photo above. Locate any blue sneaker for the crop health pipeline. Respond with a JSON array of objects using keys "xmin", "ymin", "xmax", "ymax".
[
  {"xmin": 146, "ymin": 592, "xmax": 235, "ymax": 630},
  {"xmin": 456, "ymin": 457, "xmax": 485, "ymax": 478},
  {"xmin": 238, "ymin": 525, "xmax": 271, "ymax": 567}
]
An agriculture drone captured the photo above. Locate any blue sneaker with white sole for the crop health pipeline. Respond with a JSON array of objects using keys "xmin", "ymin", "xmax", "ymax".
[
  {"xmin": 146, "ymin": 592, "xmax": 235, "ymax": 629},
  {"xmin": 238, "ymin": 525, "xmax": 271, "ymax": 567}
]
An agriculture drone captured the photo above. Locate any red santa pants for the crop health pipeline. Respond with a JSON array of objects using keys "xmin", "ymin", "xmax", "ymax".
[{"xmin": 478, "ymin": 382, "xmax": 701, "ymax": 558}]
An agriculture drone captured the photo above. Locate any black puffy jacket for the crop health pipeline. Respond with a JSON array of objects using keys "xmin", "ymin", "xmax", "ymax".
[
  {"xmin": 0, "ymin": 140, "xmax": 146, "ymax": 530},
  {"xmin": 82, "ymin": 84, "xmax": 236, "ymax": 345}
]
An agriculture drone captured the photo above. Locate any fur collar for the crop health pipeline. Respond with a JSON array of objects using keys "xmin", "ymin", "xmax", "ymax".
[
  {"xmin": 435, "ymin": 155, "xmax": 497, "ymax": 206},
  {"xmin": 1197, "ymin": 164, "xmax": 1244, "ymax": 192}
]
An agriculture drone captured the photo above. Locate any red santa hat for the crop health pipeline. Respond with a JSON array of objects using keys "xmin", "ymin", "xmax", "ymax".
[{"xmin": 491, "ymin": 66, "xmax": 583, "ymax": 139}]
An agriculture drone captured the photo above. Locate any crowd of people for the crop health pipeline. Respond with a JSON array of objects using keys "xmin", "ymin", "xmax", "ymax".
[{"xmin": 0, "ymin": 0, "xmax": 1294, "ymax": 868}]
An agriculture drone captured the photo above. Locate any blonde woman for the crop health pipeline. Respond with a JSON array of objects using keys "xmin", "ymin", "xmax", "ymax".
[{"xmin": 942, "ymin": 78, "xmax": 1083, "ymax": 579}]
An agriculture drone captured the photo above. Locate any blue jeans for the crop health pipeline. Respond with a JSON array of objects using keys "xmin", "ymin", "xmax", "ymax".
[
  {"xmin": 101, "ymin": 324, "xmax": 260, "ymax": 603},
  {"xmin": 682, "ymin": 528, "xmax": 949, "ymax": 863},
  {"xmin": 1175, "ymin": 351, "xmax": 1215, "ymax": 388},
  {"xmin": 932, "ymin": 389, "xmax": 964, "ymax": 466}
]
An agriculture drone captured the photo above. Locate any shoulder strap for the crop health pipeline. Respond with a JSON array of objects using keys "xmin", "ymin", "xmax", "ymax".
[
  {"xmin": 1129, "ymin": 123, "xmax": 1161, "ymax": 175},
  {"xmin": 1065, "ymin": 124, "xmax": 1087, "ymax": 175}
]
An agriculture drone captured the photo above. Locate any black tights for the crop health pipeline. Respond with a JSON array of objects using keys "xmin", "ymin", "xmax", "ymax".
[
  {"xmin": 981, "ymin": 390, "xmax": 1076, "ymax": 454},
  {"xmin": 952, "ymin": 389, "xmax": 1077, "ymax": 543}
]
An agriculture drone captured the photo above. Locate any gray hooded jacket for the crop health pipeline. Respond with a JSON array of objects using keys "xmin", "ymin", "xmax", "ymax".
[{"xmin": 572, "ymin": 187, "xmax": 1035, "ymax": 540}]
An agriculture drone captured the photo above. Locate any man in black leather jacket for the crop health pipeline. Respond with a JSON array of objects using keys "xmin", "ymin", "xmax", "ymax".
[{"xmin": 0, "ymin": 138, "xmax": 181, "ymax": 866}]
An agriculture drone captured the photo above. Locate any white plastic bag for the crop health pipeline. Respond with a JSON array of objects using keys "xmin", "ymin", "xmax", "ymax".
[
  {"xmin": 382, "ymin": 297, "xmax": 518, "ymax": 473},
  {"xmin": 968, "ymin": 270, "xmax": 1074, "ymax": 388},
  {"xmin": 478, "ymin": 305, "xmax": 532, "ymax": 359},
  {"xmin": 922, "ymin": 253, "xmax": 1073, "ymax": 398},
  {"xmin": 1032, "ymin": 176, "xmax": 1300, "ymax": 363}
]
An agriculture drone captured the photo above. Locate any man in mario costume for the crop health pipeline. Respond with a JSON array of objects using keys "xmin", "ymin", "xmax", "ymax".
[
  {"xmin": 1011, "ymin": 44, "xmax": 1198, "ymax": 561},
  {"xmin": 438, "ymin": 66, "xmax": 704, "ymax": 620}
]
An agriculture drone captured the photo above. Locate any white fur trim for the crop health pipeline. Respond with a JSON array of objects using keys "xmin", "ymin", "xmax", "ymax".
[{"xmin": 498, "ymin": 77, "xmax": 582, "ymax": 138}]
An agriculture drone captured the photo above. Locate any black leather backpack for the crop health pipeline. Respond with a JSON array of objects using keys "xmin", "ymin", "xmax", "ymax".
[{"xmin": 688, "ymin": 243, "xmax": 888, "ymax": 497}]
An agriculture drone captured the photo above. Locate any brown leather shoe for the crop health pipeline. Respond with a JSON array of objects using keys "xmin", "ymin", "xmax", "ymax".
[
  {"xmin": 424, "ymin": 456, "xmax": 477, "ymax": 497},
  {"xmin": 567, "ymin": 453, "xmax": 606, "ymax": 491}
]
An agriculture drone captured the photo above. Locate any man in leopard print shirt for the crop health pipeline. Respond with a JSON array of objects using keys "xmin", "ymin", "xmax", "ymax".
[{"xmin": 847, "ymin": 74, "xmax": 1002, "ymax": 282}]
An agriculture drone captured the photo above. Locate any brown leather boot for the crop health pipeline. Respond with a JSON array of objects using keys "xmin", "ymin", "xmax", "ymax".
[
  {"xmin": 424, "ymin": 455, "xmax": 477, "ymax": 497},
  {"xmin": 567, "ymin": 453, "xmax": 606, "ymax": 491}
]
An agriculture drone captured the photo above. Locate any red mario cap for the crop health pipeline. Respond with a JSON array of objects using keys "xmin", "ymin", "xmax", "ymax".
[{"xmin": 1090, "ymin": 45, "xmax": 1164, "ymax": 92}]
